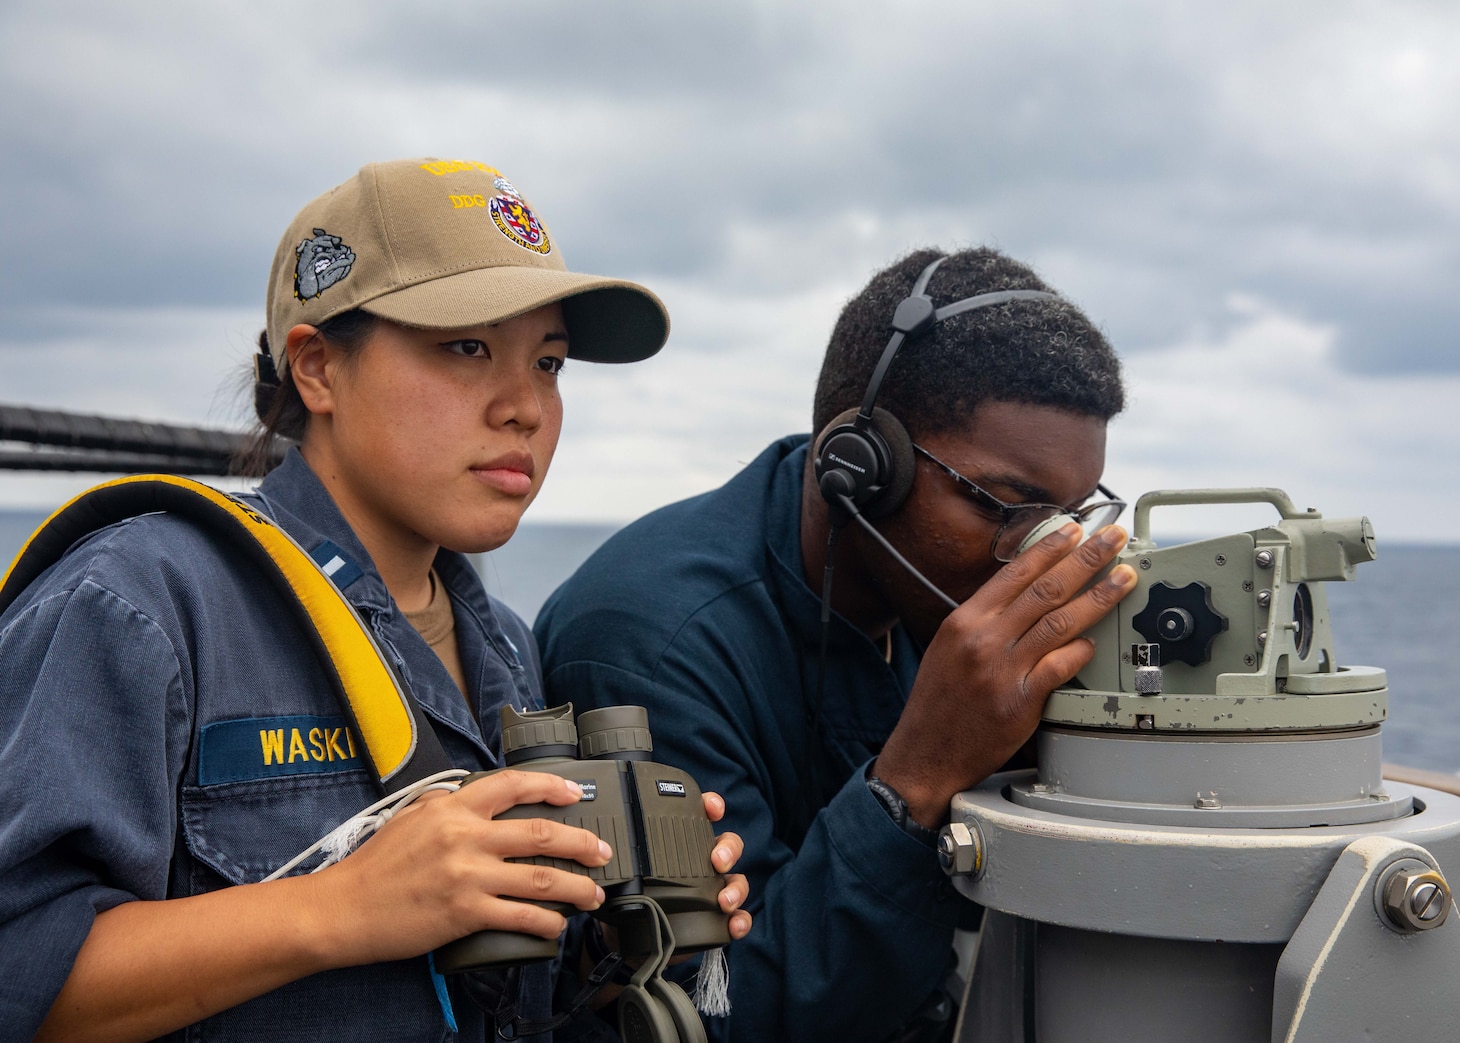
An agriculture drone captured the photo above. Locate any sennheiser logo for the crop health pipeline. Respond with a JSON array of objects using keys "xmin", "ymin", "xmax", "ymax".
[
  {"xmin": 826, "ymin": 452, "xmax": 867, "ymax": 474},
  {"xmin": 656, "ymin": 780, "xmax": 687, "ymax": 797}
]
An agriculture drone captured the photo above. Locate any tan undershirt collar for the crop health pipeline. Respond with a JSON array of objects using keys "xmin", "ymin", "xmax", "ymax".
[{"xmin": 401, "ymin": 570, "xmax": 470, "ymax": 702}]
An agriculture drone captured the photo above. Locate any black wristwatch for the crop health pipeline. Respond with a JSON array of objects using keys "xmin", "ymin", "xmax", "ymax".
[{"xmin": 866, "ymin": 774, "xmax": 940, "ymax": 847}]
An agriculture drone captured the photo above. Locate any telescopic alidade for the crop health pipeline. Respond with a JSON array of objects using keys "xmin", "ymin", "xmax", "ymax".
[{"xmin": 940, "ymin": 489, "xmax": 1460, "ymax": 1043}]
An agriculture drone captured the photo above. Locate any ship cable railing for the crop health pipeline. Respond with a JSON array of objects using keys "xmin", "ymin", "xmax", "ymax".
[{"xmin": 0, "ymin": 403, "xmax": 281, "ymax": 476}]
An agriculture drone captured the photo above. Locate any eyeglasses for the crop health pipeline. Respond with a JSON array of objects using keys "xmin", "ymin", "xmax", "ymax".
[{"xmin": 912, "ymin": 443, "xmax": 1126, "ymax": 563}]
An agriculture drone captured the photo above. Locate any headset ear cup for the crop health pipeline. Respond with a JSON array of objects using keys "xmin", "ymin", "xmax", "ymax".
[
  {"xmin": 813, "ymin": 408, "xmax": 881, "ymax": 508},
  {"xmin": 860, "ymin": 407, "xmax": 914, "ymax": 519}
]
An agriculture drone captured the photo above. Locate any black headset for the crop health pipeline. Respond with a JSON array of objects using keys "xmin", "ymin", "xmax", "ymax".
[{"xmin": 812, "ymin": 256, "xmax": 1060, "ymax": 522}]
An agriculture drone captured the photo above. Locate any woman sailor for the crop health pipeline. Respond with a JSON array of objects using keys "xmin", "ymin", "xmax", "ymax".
[{"xmin": 0, "ymin": 158, "xmax": 750, "ymax": 1041}]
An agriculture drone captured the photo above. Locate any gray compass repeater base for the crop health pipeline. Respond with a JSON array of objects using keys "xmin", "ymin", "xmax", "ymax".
[{"xmin": 939, "ymin": 489, "xmax": 1460, "ymax": 1042}]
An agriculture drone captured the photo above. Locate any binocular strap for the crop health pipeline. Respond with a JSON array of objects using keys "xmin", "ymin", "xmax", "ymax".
[{"xmin": 486, "ymin": 897, "xmax": 707, "ymax": 1043}]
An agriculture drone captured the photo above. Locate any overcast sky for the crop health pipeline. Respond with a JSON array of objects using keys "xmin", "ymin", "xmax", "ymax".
[{"xmin": 2, "ymin": 0, "xmax": 1457, "ymax": 546}]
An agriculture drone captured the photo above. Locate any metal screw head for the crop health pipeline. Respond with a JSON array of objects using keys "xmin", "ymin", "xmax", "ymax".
[
  {"xmin": 1214, "ymin": 553, "xmax": 1227, "ymax": 566},
  {"xmin": 1381, "ymin": 862, "xmax": 1452, "ymax": 932},
  {"xmin": 1243, "ymin": 654, "xmax": 1256, "ymax": 667},
  {"xmin": 1136, "ymin": 714, "xmax": 1155, "ymax": 731},
  {"xmin": 938, "ymin": 821, "xmax": 984, "ymax": 877},
  {"xmin": 1242, "ymin": 580, "xmax": 1254, "ymax": 592},
  {"xmin": 1156, "ymin": 607, "xmax": 1195, "ymax": 640},
  {"xmin": 1195, "ymin": 794, "xmax": 1222, "ymax": 809},
  {"xmin": 1256, "ymin": 589, "xmax": 1272, "ymax": 608},
  {"xmin": 1255, "ymin": 549, "xmax": 1275, "ymax": 569},
  {"xmin": 1412, "ymin": 882, "xmax": 1444, "ymax": 921},
  {"xmin": 1139, "ymin": 558, "xmax": 1152, "ymax": 570}
]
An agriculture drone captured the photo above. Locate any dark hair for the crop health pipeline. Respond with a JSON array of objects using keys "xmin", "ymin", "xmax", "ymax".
[
  {"xmin": 234, "ymin": 309, "xmax": 379, "ymax": 477},
  {"xmin": 811, "ymin": 247, "xmax": 1125, "ymax": 440}
]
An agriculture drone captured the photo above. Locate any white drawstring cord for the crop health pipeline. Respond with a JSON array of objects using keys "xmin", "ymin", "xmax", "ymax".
[
  {"xmin": 694, "ymin": 946, "xmax": 732, "ymax": 1016},
  {"xmin": 262, "ymin": 768, "xmax": 472, "ymax": 882}
]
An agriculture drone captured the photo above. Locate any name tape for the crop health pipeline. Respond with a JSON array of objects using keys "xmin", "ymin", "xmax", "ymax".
[{"xmin": 199, "ymin": 714, "xmax": 363, "ymax": 786}]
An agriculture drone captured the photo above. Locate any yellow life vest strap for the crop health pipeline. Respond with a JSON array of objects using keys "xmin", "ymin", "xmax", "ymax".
[{"xmin": 0, "ymin": 473, "xmax": 453, "ymax": 790}]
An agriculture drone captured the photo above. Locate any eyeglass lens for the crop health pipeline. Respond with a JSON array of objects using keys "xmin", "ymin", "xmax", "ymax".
[{"xmin": 993, "ymin": 501, "xmax": 1124, "ymax": 562}]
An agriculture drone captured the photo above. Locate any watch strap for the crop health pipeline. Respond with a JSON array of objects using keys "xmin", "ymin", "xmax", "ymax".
[{"xmin": 866, "ymin": 774, "xmax": 939, "ymax": 847}]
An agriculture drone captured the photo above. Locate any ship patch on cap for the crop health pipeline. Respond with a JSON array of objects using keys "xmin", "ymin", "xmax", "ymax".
[
  {"xmin": 488, "ymin": 181, "xmax": 551, "ymax": 256},
  {"xmin": 294, "ymin": 228, "xmax": 356, "ymax": 301}
]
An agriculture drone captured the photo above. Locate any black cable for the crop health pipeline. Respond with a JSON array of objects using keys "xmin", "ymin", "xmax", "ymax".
[
  {"xmin": 836, "ymin": 494, "xmax": 959, "ymax": 612},
  {"xmin": 804, "ymin": 524, "xmax": 839, "ymax": 821},
  {"xmin": 804, "ymin": 484, "xmax": 958, "ymax": 828}
]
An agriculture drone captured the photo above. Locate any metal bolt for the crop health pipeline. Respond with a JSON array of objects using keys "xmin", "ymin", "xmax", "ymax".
[
  {"xmin": 1242, "ymin": 580, "xmax": 1254, "ymax": 592},
  {"xmin": 1030, "ymin": 781, "xmax": 1052, "ymax": 794},
  {"xmin": 1412, "ymin": 882, "xmax": 1445, "ymax": 922},
  {"xmin": 1257, "ymin": 630, "xmax": 1268, "ymax": 646},
  {"xmin": 938, "ymin": 821, "xmax": 984, "ymax": 878},
  {"xmin": 1136, "ymin": 714, "xmax": 1155, "ymax": 731},
  {"xmin": 1243, "ymin": 654, "xmax": 1256, "ymax": 667},
  {"xmin": 1139, "ymin": 558, "xmax": 1152, "ymax": 570},
  {"xmin": 1255, "ymin": 549, "xmax": 1275, "ymax": 569},
  {"xmin": 1256, "ymin": 589, "xmax": 1271, "ymax": 609},
  {"xmin": 1195, "ymin": 794, "xmax": 1222, "ymax": 809},
  {"xmin": 1381, "ymin": 862, "xmax": 1452, "ymax": 932},
  {"xmin": 1214, "ymin": 553, "xmax": 1227, "ymax": 566}
]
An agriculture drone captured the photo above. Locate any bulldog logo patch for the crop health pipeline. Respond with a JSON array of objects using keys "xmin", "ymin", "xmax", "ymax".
[
  {"xmin": 294, "ymin": 228, "xmax": 356, "ymax": 301},
  {"xmin": 488, "ymin": 184, "xmax": 551, "ymax": 255}
]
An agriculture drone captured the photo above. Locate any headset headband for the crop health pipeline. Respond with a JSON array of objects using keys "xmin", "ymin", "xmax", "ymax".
[{"xmin": 856, "ymin": 257, "xmax": 1060, "ymax": 422}]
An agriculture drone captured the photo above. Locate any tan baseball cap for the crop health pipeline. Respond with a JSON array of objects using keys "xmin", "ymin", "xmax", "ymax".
[{"xmin": 265, "ymin": 158, "xmax": 669, "ymax": 371}]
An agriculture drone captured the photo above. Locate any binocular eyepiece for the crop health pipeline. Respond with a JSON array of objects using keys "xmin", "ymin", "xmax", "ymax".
[{"xmin": 434, "ymin": 703, "xmax": 732, "ymax": 974}]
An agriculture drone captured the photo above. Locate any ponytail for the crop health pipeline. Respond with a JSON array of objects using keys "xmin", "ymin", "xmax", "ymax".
[{"xmin": 233, "ymin": 311, "xmax": 379, "ymax": 477}]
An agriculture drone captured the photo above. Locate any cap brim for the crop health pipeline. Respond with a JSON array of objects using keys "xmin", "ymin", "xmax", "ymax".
[{"xmin": 358, "ymin": 266, "xmax": 668, "ymax": 363}]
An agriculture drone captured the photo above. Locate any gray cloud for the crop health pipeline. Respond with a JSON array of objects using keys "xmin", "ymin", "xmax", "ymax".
[
  {"xmin": 3, "ymin": 0, "xmax": 1460, "ymax": 537},
  {"xmin": 7, "ymin": 1, "xmax": 1455, "ymax": 371}
]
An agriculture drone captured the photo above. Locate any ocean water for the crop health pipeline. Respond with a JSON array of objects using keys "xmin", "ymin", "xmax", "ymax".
[{"xmin": 2, "ymin": 511, "xmax": 1455, "ymax": 774}]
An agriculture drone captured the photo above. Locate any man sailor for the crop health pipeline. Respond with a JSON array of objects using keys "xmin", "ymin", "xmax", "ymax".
[{"xmin": 536, "ymin": 246, "xmax": 1134, "ymax": 1042}]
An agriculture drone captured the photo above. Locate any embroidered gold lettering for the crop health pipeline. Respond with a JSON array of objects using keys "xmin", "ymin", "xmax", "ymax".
[
  {"xmin": 309, "ymin": 727, "xmax": 326, "ymax": 762},
  {"xmin": 288, "ymin": 728, "xmax": 308, "ymax": 763},
  {"xmin": 326, "ymin": 728, "xmax": 349, "ymax": 761},
  {"xmin": 449, "ymin": 194, "xmax": 489, "ymax": 209},
  {"xmin": 345, "ymin": 728, "xmax": 357, "ymax": 759},
  {"xmin": 260, "ymin": 728, "xmax": 285, "ymax": 766},
  {"xmin": 421, "ymin": 159, "xmax": 501, "ymax": 177}
]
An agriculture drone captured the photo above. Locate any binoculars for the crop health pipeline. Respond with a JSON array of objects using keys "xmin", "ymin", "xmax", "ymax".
[{"xmin": 434, "ymin": 702, "xmax": 731, "ymax": 973}]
